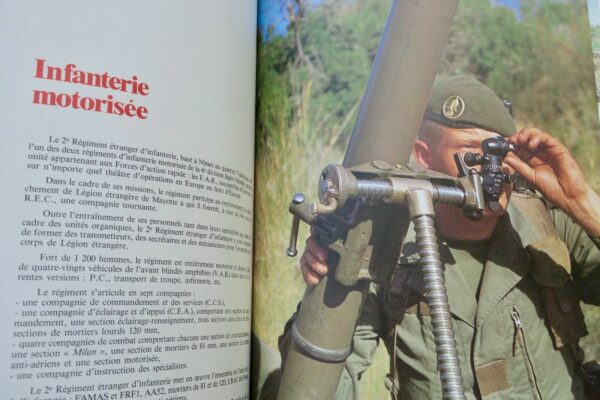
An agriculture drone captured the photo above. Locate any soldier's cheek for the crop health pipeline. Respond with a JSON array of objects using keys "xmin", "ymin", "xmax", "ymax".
[
  {"xmin": 437, "ymin": 153, "xmax": 462, "ymax": 176},
  {"xmin": 501, "ymin": 186, "xmax": 512, "ymax": 208}
]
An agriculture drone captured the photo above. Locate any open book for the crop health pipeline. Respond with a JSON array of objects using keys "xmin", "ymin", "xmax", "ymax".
[{"xmin": 2, "ymin": 1, "xmax": 600, "ymax": 399}]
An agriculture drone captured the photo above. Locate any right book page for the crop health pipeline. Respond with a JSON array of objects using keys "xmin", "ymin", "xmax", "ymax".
[
  {"xmin": 253, "ymin": 0, "xmax": 600, "ymax": 398},
  {"xmin": 582, "ymin": 0, "xmax": 600, "ymax": 359}
]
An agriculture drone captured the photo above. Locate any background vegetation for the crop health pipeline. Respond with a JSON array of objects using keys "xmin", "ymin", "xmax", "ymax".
[{"xmin": 253, "ymin": 0, "xmax": 600, "ymax": 397}]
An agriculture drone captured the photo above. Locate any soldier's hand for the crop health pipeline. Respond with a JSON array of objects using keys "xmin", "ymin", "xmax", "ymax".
[
  {"xmin": 300, "ymin": 236, "xmax": 329, "ymax": 286},
  {"xmin": 506, "ymin": 128, "xmax": 600, "ymax": 235}
]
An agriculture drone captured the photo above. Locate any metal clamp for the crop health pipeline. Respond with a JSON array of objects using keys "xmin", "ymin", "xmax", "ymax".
[{"xmin": 291, "ymin": 322, "xmax": 352, "ymax": 363}]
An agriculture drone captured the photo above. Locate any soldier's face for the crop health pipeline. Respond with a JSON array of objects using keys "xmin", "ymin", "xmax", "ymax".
[{"xmin": 414, "ymin": 125, "xmax": 514, "ymax": 217}]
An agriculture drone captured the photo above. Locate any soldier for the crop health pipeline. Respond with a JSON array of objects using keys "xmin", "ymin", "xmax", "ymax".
[{"xmin": 280, "ymin": 76, "xmax": 600, "ymax": 399}]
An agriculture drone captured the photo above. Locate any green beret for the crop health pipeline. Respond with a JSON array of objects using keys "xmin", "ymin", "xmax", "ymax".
[{"xmin": 423, "ymin": 76, "xmax": 517, "ymax": 136}]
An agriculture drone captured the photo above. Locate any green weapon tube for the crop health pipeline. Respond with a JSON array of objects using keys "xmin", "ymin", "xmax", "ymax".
[{"xmin": 343, "ymin": 0, "xmax": 459, "ymax": 168}]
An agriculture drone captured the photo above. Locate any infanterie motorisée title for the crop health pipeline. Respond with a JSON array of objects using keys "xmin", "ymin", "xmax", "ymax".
[{"xmin": 33, "ymin": 59, "xmax": 150, "ymax": 119}]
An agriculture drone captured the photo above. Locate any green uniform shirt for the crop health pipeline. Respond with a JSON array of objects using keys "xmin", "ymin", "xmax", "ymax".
[
  {"xmin": 332, "ymin": 205, "xmax": 600, "ymax": 400},
  {"xmin": 444, "ymin": 239, "xmax": 490, "ymax": 300}
]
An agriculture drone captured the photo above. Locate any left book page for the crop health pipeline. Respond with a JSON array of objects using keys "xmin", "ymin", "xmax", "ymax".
[{"xmin": 0, "ymin": 2, "xmax": 256, "ymax": 400}]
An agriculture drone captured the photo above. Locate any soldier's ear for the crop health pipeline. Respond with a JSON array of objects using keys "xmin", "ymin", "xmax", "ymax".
[{"xmin": 413, "ymin": 139, "xmax": 430, "ymax": 168}]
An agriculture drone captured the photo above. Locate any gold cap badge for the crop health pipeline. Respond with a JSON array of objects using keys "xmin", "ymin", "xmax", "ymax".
[{"xmin": 442, "ymin": 95, "xmax": 465, "ymax": 120}]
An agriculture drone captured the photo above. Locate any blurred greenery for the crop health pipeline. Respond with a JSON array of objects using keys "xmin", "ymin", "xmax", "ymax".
[
  {"xmin": 253, "ymin": 0, "xmax": 600, "ymax": 397},
  {"xmin": 593, "ymin": 25, "xmax": 600, "ymax": 99}
]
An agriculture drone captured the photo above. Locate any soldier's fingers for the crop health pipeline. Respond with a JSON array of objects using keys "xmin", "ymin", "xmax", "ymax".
[
  {"xmin": 302, "ymin": 250, "xmax": 328, "ymax": 276},
  {"xmin": 511, "ymin": 129, "xmax": 531, "ymax": 150},
  {"xmin": 306, "ymin": 236, "xmax": 328, "ymax": 262},
  {"xmin": 507, "ymin": 140, "xmax": 535, "ymax": 166},
  {"xmin": 513, "ymin": 128, "xmax": 556, "ymax": 154},
  {"xmin": 512, "ymin": 137, "xmax": 549, "ymax": 168},
  {"xmin": 301, "ymin": 262, "xmax": 323, "ymax": 286},
  {"xmin": 513, "ymin": 128, "xmax": 532, "ymax": 143},
  {"xmin": 299, "ymin": 247, "xmax": 326, "ymax": 276},
  {"xmin": 505, "ymin": 153, "xmax": 535, "ymax": 184},
  {"xmin": 526, "ymin": 135, "xmax": 542, "ymax": 153},
  {"xmin": 515, "ymin": 127, "xmax": 545, "ymax": 139},
  {"xmin": 513, "ymin": 147, "xmax": 535, "ymax": 164}
]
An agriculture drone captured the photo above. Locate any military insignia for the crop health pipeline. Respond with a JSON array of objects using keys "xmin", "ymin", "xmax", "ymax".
[{"xmin": 442, "ymin": 95, "xmax": 465, "ymax": 120}]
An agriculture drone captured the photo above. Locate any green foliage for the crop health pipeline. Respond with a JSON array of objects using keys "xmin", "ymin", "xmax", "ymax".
[
  {"xmin": 593, "ymin": 25, "xmax": 600, "ymax": 54},
  {"xmin": 592, "ymin": 24, "xmax": 600, "ymax": 109},
  {"xmin": 298, "ymin": 0, "xmax": 387, "ymax": 140},
  {"xmin": 254, "ymin": 0, "xmax": 600, "ymax": 397},
  {"xmin": 255, "ymin": 31, "xmax": 294, "ymax": 152}
]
